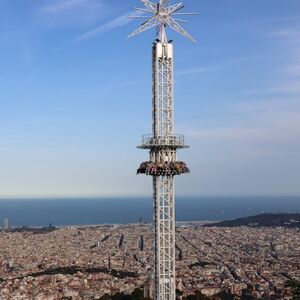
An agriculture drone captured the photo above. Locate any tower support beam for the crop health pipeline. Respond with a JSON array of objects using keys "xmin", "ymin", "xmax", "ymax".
[
  {"xmin": 153, "ymin": 175, "xmax": 176, "ymax": 300},
  {"xmin": 131, "ymin": 2, "xmax": 195, "ymax": 300},
  {"xmin": 148, "ymin": 40, "xmax": 185, "ymax": 300}
]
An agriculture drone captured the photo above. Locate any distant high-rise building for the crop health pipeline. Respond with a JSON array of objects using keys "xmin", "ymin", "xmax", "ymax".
[
  {"xmin": 2, "ymin": 217, "xmax": 9, "ymax": 230},
  {"xmin": 137, "ymin": 235, "xmax": 144, "ymax": 251}
]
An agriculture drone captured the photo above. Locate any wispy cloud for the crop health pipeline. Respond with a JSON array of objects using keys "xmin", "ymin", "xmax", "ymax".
[
  {"xmin": 74, "ymin": 12, "xmax": 133, "ymax": 43},
  {"xmin": 185, "ymin": 97, "xmax": 300, "ymax": 152},
  {"xmin": 225, "ymin": 97, "xmax": 300, "ymax": 113},
  {"xmin": 41, "ymin": 0, "xmax": 90, "ymax": 14},
  {"xmin": 285, "ymin": 65, "xmax": 300, "ymax": 78},
  {"xmin": 187, "ymin": 127, "xmax": 270, "ymax": 140},
  {"xmin": 269, "ymin": 28, "xmax": 300, "ymax": 39},
  {"xmin": 176, "ymin": 67, "xmax": 215, "ymax": 77},
  {"xmin": 283, "ymin": 48, "xmax": 300, "ymax": 78},
  {"xmin": 264, "ymin": 15, "xmax": 300, "ymax": 22},
  {"xmin": 267, "ymin": 81, "xmax": 300, "ymax": 94},
  {"xmin": 120, "ymin": 80, "xmax": 148, "ymax": 87},
  {"xmin": 176, "ymin": 56, "xmax": 265, "ymax": 79},
  {"xmin": 37, "ymin": 0, "xmax": 106, "ymax": 28}
]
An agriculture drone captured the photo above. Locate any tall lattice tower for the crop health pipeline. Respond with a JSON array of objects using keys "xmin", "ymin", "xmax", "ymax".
[{"xmin": 129, "ymin": 1, "xmax": 196, "ymax": 299}]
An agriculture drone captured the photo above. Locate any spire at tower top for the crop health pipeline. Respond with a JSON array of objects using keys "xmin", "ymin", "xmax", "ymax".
[{"xmin": 128, "ymin": 0, "xmax": 197, "ymax": 43}]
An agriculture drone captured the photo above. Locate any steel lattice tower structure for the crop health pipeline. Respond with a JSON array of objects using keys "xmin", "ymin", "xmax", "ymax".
[{"xmin": 129, "ymin": 2, "xmax": 196, "ymax": 299}]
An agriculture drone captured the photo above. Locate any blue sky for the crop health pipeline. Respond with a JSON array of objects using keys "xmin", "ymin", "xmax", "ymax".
[{"xmin": 0, "ymin": 0, "xmax": 299, "ymax": 197}]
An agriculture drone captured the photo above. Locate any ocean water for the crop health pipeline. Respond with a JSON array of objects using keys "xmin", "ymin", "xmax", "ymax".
[{"xmin": 0, "ymin": 197, "xmax": 299, "ymax": 227}]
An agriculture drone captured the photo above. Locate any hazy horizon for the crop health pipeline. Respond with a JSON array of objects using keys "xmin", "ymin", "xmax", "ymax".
[
  {"xmin": 0, "ymin": 196, "xmax": 299, "ymax": 227},
  {"xmin": 0, "ymin": 194, "xmax": 300, "ymax": 200}
]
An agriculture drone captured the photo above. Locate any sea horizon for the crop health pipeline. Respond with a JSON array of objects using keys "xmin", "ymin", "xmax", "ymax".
[{"xmin": 0, "ymin": 196, "xmax": 299, "ymax": 228}]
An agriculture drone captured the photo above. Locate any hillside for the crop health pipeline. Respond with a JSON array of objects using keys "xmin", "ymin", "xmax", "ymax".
[{"xmin": 204, "ymin": 213, "xmax": 300, "ymax": 228}]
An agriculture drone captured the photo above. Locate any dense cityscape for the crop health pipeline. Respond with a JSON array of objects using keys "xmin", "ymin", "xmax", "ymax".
[{"xmin": 0, "ymin": 223, "xmax": 299, "ymax": 299}]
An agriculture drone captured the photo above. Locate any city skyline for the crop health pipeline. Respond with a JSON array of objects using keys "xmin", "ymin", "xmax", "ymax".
[{"xmin": 0, "ymin": 0, "xmax": 300, "ymax": 197}]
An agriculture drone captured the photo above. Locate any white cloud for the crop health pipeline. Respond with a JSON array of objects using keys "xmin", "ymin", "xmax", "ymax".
[
  {"xmin": 41, "ymin": 0, "xmax": 89, "ymax": 14},
  {"xmin": 283, "ymin": 48, "xmax": 300, "ymax": 78},
  {"xmin": 176, "ymin": 56, "xmax": 266, "ymax": 79},
  {"xmin": 269, "ymin": 29, "xmax": 300, "ymax": 39},
  {"xmin": 74, "ymin": 13, "xmax": 131, "ymax": 42},
  {"xmin": 285, "ymin": 65, "xmax": 300, "ymax": 78},
  {"xmin": 187, "ymin": 127, "xmax": 269, "ymax": 141},
  {"xmin": 120, "ymin": 80, "xmax": 148, "ymax": 87},
  {"xmin": 37, "ymin": 0, "xmax": 106, "ymax": 28},
  {"xmin": 186, "ymin": 98, "xmax": 300, "ymax": 146},
  {"xmin": 176, "ymin": 67, "xmax": 214, "ymax": 77},
  {"xmin": 73, "ymin": 10, "xmax": 147, "ymax": 43},
  {"xmin": 264, "ymin": 16, "xmax": 300, "ymax": 22},
  {"xmin": 267, "ymin": 81, "xmax": 300, "ymax": 94},
  {"xmin": 178, "ymin": 97, "xmax": 300, "ymax": 196}
]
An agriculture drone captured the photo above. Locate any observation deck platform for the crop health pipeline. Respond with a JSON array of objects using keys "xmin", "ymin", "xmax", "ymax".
[
  {"xmin": 137, "ymin": 134, "xmax": 189, "ymax": 149},
  {"xmin": 137, "ymin": 161, "xmax": 190, "ymax": 176}
]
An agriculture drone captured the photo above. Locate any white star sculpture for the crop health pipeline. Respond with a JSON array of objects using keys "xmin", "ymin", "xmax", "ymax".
[{"xmin": 128, "ymin": 0, "xmax": 197, "ymax": 42}]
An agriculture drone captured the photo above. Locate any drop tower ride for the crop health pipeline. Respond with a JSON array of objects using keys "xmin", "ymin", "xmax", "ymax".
[{"xmin": 129, "ymin": 1, "xmax": 196, "ymax": 299}]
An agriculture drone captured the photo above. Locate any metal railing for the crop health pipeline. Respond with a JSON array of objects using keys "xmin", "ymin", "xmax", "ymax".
[{"xmin": 139, "ymin": 134, "xmax": 187, "ymax": 148}]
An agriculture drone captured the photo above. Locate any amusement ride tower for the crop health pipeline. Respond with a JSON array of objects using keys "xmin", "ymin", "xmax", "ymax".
[{"xmin": 129, "ymin": 1, "xmax": 196, "ymax": 299}]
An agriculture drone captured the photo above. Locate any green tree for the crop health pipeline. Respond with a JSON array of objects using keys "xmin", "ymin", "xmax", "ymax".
[
  {"xmin": 286, "ymin": 280, "xmax": 300, "ymax": 300},
  {"xmin": 183, "ymin": 291, "xmax": 210, "ymax": 300},
  {"xmin": 131, "ymin": 288, "xmax": 145, "ymax": 300}
]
